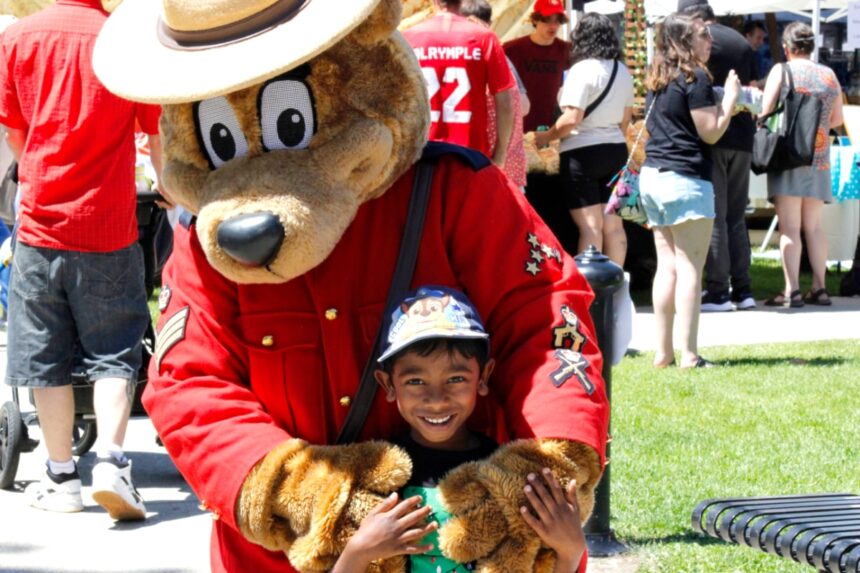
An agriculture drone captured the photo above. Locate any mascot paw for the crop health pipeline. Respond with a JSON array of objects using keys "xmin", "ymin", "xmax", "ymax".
[
  {"xmin": 237, "ymin": 439, "xmax": 411, "ymax": 572},
  {"xmin": 437, "ymin": 439, "xmax": 601, "ymax": 572}
]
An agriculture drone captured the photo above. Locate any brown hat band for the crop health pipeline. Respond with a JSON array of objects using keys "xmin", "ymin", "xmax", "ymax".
[{"xmin": 157, "ymin": 0, "xmax": 311, "ymax": 51}]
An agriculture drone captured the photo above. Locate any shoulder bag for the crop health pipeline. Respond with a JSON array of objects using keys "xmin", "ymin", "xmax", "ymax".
[
  {"xmin": 604, "ymin": 94, "xmax": 655, "ymax": 228},
  {"xmin": 751, "ymin": 64, "xmax": 823, "ymax": 175}
]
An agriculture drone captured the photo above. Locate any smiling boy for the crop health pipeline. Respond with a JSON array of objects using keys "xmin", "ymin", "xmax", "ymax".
[{"xmin": 331, "ymin": 286, "xmax": 586, "ymax": 573}]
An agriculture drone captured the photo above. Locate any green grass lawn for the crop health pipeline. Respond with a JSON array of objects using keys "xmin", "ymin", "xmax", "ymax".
[{"xmin": 609, "ymin": 340, "xmax": 860, "ymax": 572}]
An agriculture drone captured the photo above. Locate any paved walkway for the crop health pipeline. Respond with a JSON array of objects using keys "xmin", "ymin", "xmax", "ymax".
[
  {"xmin": 1, "ymin": 296, "xmax": 858, "ymax": 572},
  {"xmin": 630, "ymin": 295, "xmax": 860, "ymax": 351}
]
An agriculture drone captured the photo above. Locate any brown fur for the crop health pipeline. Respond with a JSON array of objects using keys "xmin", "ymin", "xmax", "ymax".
[
  {"xmin": 237, "ymin": 439, "xmax": 411, "ymax": 572},
  {"xmin": 437, "ymin": 439, "xmax": 602, "ymax": 572}
]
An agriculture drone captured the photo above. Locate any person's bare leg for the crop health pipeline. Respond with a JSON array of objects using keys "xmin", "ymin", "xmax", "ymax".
[
  {"xmin": 93, "ymin": 377, "xmax": 132, "ymax": 448},
  {"xmin": 651, "ymin": 226, "xmax": 677, "ymax": 367},
  {"xmin": 774, "ymin": 195, "xmax": 803, "ymax": 297},
  {"xmin": 601, "ymin": 209, "xmax": 627, "ymax": 266},
  {"xmin": 571, "ymin": 205, "xmax": 604, "ymax": 256},
  {"xmin": 671, "ymin": 217, "xmax": 713, "ymax": 368},
  {"xmin": 32, "ymin": 386, "xmax": 75, "ymax": 463},
  {"xmin": 801, "ymin": 198, "xmax": 828, "ymax": 292}
]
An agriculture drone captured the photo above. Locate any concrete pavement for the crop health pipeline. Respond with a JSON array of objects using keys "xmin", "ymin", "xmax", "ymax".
[
  {"xmin": 0, "ymin": 295, "xmax": 858, "ymax": 572},
  {"xmin": 630, "ymin": 294, "xmax": 860, "ymax": 351}
]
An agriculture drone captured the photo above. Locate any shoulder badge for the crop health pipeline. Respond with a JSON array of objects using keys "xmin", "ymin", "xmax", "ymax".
[
  {"xmin": 552, "ymin": 304, "xmax": 587, "ymax": 351},
  {"xmin": 550, "ymin": 349, "xmax": 594, "ymax": 395},
  {"xmin": 158, "ymin": 285, "xmax": 172, "ymax": 312},
  {"xmin": 155, "ymin": 306, "xmax": 190, "ymax": 371}
]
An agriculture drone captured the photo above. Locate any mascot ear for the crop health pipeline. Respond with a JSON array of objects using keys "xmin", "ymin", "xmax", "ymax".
[{"xmin": 350, "ymin": 0, "xmax": 402, "ymax": 46}]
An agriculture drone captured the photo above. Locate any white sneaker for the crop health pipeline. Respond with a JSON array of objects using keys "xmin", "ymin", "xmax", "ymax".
[
  {"xmin": 26, "ymin": 469, "xmax": 84, "ymax": 513},
  {"xmin": 734, "ymin": 295, "xmax": 757, "ymax": 310},
  {"xmin": 91, "ymin": 457, "xmax": 146, "ymax": 521}
]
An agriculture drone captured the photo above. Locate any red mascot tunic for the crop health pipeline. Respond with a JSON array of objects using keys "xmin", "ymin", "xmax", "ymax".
[{"xmin": 146, "ymin": 152, "xmax": 610, "ymax": 572}]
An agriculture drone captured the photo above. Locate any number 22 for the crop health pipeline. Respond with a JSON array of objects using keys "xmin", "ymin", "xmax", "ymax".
[{"xmin": 421, "ymin": 67, "xmax": 472, "ymax": 124}]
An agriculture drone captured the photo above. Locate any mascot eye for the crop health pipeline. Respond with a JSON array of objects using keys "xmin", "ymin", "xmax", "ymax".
[
  {"xmin": 260, "ymin": 79, "xmax": 315, "ymax": 151},
  {"xmin": 195, "ymin": 97, "xmax": 249, "ymax": 169}
]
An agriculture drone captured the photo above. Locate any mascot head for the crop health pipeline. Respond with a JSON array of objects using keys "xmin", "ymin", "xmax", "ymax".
[{"xmin": 94, "ymin": 0, "xmax": 429, "ymax": 283}]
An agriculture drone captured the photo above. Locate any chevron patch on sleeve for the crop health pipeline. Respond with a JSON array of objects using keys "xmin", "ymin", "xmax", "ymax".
[{"xmin": 155, "ymin": 306, "xmax": 190, "ymax": 371}]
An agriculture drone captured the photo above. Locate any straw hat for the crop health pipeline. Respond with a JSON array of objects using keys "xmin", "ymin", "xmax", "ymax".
[{"xmin": 93, "ymin": 0, "xmax": 383, "ymax": 104}]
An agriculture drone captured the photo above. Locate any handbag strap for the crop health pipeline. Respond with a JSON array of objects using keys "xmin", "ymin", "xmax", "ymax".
[
  {"xmin": 758, "ymin": 64, "xmax": 793, "ymax": 125},
  {"xmin": 623, "ymin": 93, "xmax": 657, "ymax": 171},
  {"xmin": 335, "ymin": 158, "xmax": 436, "ymax": 444},
  {"xmin": 584, "ymin": 60, "xmax": 619, "ymax": 119}
]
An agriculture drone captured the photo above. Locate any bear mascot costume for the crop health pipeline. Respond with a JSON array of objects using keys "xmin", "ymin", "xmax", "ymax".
[{"xmin": 92, "ymin": 1, "xmax": 609, "ymax": 572}]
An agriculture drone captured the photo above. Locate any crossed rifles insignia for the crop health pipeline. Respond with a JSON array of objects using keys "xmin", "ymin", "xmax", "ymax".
[{"xmin": 549, "ymin": 305, "xmax": 594, "ymax": 395}]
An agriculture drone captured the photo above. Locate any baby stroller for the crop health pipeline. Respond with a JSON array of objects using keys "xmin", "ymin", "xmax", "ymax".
[{"xmin": 0, "ymin": 190, "xmax": 171, "ymax": 489}]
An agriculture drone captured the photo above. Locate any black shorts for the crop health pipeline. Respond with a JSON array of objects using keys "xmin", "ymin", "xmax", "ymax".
[{"xmin": 559, "ymin": 142, "xmax": 628, "ymax": 210}]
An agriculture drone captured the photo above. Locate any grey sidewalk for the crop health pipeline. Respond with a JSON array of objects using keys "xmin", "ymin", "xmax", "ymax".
[
  {"xmin": 0, "ymin": 330, "xmax": 210, "ymax": 573},
  {"xmin": 630, "ymin": 295, "xmax": 860, "ymax": 351},
  {"xmin": 1, "ymin": 297, "xmax": 858, "ymax": 572}
]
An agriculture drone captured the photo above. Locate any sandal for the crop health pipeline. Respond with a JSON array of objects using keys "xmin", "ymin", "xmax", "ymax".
[
  {"xmin": 654, "ymin": 358, "xmax": 676, "ymax": 369},
  {"xmin": 804, "ymin": 288, "xmax": 833, "ymax": 306},
  {"xmin": 764, "ymin": 289, "xmax": 804, "ymax": 308},
  {"xmin": 681, "ymin": 356, "xmax": 715, "ymax": 369}
]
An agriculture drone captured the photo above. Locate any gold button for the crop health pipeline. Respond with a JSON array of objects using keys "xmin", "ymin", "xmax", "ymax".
[
  {"xmin": 261, "ymin": 335, "xmax": 274, "ymax": 347},
  {"xmin": 211, "ymin": 510, "xmax": 220, "ymax": 521},
  {"xmin": 325, "ymin": 308, "xmax": 339, "ymax": 320},
  {"xmin": 339, "ymin": 396, "xmax": 352, "ymax": 407},
  {"xmin": 198, "ymin": 502, "xmax": 208, "ymax": 512}
]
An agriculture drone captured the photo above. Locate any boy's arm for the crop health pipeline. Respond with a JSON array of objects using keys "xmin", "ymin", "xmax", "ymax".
[{"xmin": 330, "ymin": 545, "xmax": 373, "ymax": 573}]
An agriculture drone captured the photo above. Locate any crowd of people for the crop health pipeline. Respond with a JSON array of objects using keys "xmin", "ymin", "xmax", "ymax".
[
  {"xmin": 403, "ymin": 0, "xmax": 847, "ymax": 370},
  {"xmin": 0, "ymin": 0, "xmax": 852, "ymax": 570}
]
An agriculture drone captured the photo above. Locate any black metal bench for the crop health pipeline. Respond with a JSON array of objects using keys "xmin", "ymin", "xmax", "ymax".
[{"xmin": 692, "ymin": 494, "xmax": 860, "ymax": 572}]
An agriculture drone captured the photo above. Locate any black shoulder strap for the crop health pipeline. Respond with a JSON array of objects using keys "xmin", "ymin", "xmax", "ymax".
[
  {"xmin": 584, "ymin": 60, "xmax": 619, "ymax": 120},
  {"xmin": 757, "ymin": 64, "xmax": 792, "ymax": 125},
  {"xmin": 783, "ymin": 63, "xmax": 796, "ymax": 94},
  {"xmin": 335, "ymin": 158, "xmax": 436, "ymax": 444}
]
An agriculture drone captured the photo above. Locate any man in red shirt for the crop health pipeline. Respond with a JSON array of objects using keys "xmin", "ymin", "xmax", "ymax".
[
  {"xmin": 504, "ymin": 0, "xmax": 571, "ymax": 133},
  {"xmin": 0, "ymin": 0, "xmax": 162, "ymax": 520},
  {"xmin": 404, "ymin": 0, "xmax": 515, "ymax": 166}
]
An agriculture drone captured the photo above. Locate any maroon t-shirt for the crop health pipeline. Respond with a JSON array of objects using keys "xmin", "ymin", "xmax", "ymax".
[{"xmin": 504, "ymin": 36, "xmax": 571, "ymax": 132}]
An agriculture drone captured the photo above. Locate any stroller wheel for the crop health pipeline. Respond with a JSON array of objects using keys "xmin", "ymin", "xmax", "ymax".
[
  {"xmin": 71, "ymin": 421, "xmax": 97, "ymax": 457},
  {"xmin": 1, "ymin": 401, "xmax": 23, "ymax": 489}
]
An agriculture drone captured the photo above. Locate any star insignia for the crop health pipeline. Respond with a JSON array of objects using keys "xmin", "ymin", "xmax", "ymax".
[
  {"xmin": 540, "ymin": 244, "xmax": 554, "ymax": 258},
  {"xmin": 525, "ymin": 261, "xmax": 541, "ymax": 276},
  {"xmin": 527, "ymin": 233, "xmax": 540, "ymax": 248},
  {"xmin": 530, "ymin": 249, "xmax": 544, "ymax": 262},
  {"xmin": 551, "ymin": 248, "xmax": 563, "ymax": 263}
]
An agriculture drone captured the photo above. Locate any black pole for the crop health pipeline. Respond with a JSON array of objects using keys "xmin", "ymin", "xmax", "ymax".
[{"xmin": 574, "ymin": 245, "xmax": 628, "ymax": 557}]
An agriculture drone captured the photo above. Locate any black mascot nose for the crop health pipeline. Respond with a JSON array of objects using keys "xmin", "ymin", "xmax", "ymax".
[{"xmin": 216, "ymin": 212, "xmax": 285, "ymax": 268}]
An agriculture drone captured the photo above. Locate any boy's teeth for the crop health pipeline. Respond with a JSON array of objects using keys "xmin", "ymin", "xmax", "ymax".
[{"xmin": 424, "ymin": 415, "xmax": 452, "ymax": 424}]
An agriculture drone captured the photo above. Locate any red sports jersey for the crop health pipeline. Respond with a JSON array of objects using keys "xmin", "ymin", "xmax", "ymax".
[{"xmin": 404, "ymin": 13, "xmax": 514, "ymax": 156}]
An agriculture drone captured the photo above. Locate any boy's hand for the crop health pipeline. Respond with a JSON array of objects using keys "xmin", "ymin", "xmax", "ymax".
[
  {"xmin": 341, "ymin": 493, "xmax": 437, "ymax": 566},
  {"xmin": 520, "ymin": 468, "xmax": 586, "ymax": 570}
]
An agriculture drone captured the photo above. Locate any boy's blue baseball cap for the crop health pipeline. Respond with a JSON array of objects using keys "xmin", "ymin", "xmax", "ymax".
[{"xmin": 377, "ymin": 286, "xmax": 489, "ymax": 364}]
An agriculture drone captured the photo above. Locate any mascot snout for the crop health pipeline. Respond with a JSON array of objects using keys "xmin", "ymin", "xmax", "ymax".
[{"xmin": 216, "ymin": 212, "xmax": 285, "ymax": 268}]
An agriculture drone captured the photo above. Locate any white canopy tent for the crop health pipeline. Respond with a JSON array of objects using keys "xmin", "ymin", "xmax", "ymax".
[
  {"xmin": 570, "ymin": 0, "xmax": 852, "ymax": 62},
  {"xmin": 574, "ymin": 0, "xmax": 848, "ymax": 19}
]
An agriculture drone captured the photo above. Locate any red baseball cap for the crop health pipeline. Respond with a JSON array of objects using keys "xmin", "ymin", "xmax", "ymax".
[{"xmin": 533, "ymin": 0, "xmax": 567, "ymax": 18}]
